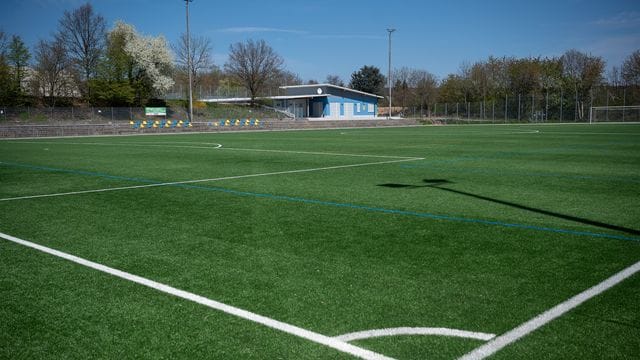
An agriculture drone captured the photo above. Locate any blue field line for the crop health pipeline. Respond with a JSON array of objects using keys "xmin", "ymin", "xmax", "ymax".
[
  {"xmin": 399, "ymin": 164, "xmax": 640, "ymax": 184},
  {"xmin": 0, "ymin": 161, "xmax": 158, "ymax": 184},
  {"xmin": 1, "ymin": 160, "xmax": 638, "ymax": 243},
  {"xmin": 173, "ymin": 183, "xmax": 640, "ymax": 242}
]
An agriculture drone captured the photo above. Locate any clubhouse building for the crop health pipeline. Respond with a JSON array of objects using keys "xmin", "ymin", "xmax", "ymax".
[
  {"xmin": 201, "ymin": 84, "xmax": 383, "ymax": 120},
  {"xmin": 274, "ymin": 84, "xmax": 383, "ymax": 119}
]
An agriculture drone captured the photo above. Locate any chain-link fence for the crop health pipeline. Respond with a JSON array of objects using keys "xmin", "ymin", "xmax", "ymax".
[
  {"xmin": 401, "ymin": 86, "xmax": 640, "ymax": 123},
  {"xmin": 0, "ymin": 107, "xmax": 145, "ymax": 124}
]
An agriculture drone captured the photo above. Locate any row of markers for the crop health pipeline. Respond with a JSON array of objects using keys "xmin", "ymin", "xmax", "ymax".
[
  {"xmin": 210, "ymin": 119, "xmax": 262, "ymax": 127},
  {"xmin": 130, "ymin": 120, "xmax": 192, "ymax": 129}
]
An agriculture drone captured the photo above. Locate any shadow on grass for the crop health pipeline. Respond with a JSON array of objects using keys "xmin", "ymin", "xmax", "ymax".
[{"xmin": 377, "ymin": 179, "xmax": 640, "ymax": 236}]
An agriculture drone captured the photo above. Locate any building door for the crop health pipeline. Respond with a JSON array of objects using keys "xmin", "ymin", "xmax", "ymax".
[
  {"xmin": 344, "ymin": 103, "xmax": 354, "ymax": 118},
  {"xmin": 330, "ymin": 103, "xmax": 340, "ymax": 118},
  {"xmin": 313, "ymin": 101, "xmax": 324, "ymax": 117}
]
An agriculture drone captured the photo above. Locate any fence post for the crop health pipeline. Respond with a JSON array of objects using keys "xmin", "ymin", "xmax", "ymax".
[
  {"xmin": 574, "ymin": 85, "xmax": 578, "ymax": 122},
  {"xmin": 111, "ymin": 107, "xmax": 114, "ymax": 121},
  {"xmin": 545, "ymin": 89, "xmax": 549, "ymax": 122},
  {"xmin": 531, "ymin": 94, "xmax": 535, "ymax": 122},
  {"xmin": 518, "ymin": 94, "xmax": 521, "ymax": 121},
  {"xmin": 560, "ymin": 88, "xmax": 563, "ymax": 122},
  {"xmin": 623, "ymin": 88, "xmax": 626, "ymax": 121},
  {"xmin": 606, "ymin": 89, "xmax": 609, "ymax": 121},
  {"xmin": 505, "ymin": 95, "xmax": 508, "ymax": 123},
  {"xmin": 589, "ymin": 89, "xmax": 593, "ymax": 123}
]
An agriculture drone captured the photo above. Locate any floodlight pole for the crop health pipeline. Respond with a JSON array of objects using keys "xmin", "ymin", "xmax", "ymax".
[
  {"xmin": 185, "ymin": 0, "xmax": 194, "ymax": 122},
  {"xmin": 387, "ymin": 28, "xmax": 396, "ymax": 120}
]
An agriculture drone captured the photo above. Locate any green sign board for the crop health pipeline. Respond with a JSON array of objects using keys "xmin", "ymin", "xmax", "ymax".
[{"xmin": 145, "ymin": 107, "xmax": 167, "ymax": 116}]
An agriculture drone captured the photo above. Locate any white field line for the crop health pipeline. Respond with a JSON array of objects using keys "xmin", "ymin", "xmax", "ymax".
[
  {"xmin": 509, "ymin": 130, "xmax": 539, "ymax": 134},
  {"xmin": 219, "ymin": 147, "xmax": 419, "ymax": 159},
  {"xmin": 0, "ymin": 157, "xmax": 422, "ymax": 202},
  {"xmin": 4, "ymin": 140, "xmax": 419, "ymax": 160},
  {"xmin": 458, "ymin": 259, "xmax": 640, "ymax": 360},
  {"xmin": 334, "ymin": 327, "xmax": 496, "ymax": 342},
  {"xmin": 0, "ymin": 232, "xmax": 394, "ymax": 360},
  {"xmin": 539, "ymin": 131, "xmax": 640, "ymax": 136},
  {"xmin": 5, "ymin": 140, "xmax": 223, "ymax": 151}
]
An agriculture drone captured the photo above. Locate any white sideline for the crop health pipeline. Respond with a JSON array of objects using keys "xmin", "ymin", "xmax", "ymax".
[
  {"xmin": 0, "ymin": 157, "xmax": 422, "ymax": 202},
  {"xmin": 334, "ymin": 327, "xmax": 496, "ymax": 342},
  {"xmin": 458, "ymin": 259, "xmax": 640, "ymax": 360},
  {"xmin": 0, "ymin": 232, "xmax": 395, "ymax": 360}
]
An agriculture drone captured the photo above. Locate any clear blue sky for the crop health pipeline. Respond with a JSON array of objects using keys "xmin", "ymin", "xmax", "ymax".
[{"xmin": 2, "ymin": 0, "xmax": 639, "ymax": 82}]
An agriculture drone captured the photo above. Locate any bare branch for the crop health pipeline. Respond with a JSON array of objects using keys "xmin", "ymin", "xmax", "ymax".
[{"xmin": 224, "ymin": 39, "xmax": 284, "ymax": 102}]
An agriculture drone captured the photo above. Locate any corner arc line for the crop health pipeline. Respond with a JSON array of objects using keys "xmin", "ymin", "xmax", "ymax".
[{"xmin": 334, "ymin": 327, "xmax": 496, "ymax": 342}]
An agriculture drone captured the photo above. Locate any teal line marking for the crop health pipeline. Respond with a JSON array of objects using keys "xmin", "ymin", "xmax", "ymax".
[
  {"xmin": 2, "ymin": 160, "xmax": 638, "ymax": 243},
  {"xmin": 0, "ymin": 161, "xmax": 157, "ymax": 184}
]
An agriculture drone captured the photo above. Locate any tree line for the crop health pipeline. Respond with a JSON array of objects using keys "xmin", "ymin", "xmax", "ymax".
[{"xmin": 1, "ymin": 1, "xmax": 639, "ymax": 118}]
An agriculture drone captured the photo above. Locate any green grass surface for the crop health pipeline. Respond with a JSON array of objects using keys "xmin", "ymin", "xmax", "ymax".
[{"xmin": 1, "ymin": 123, "xmax": 639, "ymax": 359}]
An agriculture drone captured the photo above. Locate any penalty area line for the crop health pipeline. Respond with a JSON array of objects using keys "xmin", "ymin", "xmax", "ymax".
[
  {"xmin": 0, "ymin": 157, "xmax": 422, "ymax": 202},
  {"xmin": 5, "ymin": 140, "xmax": 420, "ymax": 160},
  {"xmin": 0, "ymin": 232, "xmax": 395, "ymax": 360},
  {"xmin": 458, "ymin": 259, "xmax": 640, "ymax": 360}
]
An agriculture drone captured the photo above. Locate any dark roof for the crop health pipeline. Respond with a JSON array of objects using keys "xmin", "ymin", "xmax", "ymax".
[{"xmin": 280, "ymin": 83, "xmax": 384, "ymax": 99}]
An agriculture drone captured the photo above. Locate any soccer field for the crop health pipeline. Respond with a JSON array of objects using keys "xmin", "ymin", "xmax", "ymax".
[{"xmin": 1, "ymin": 123, "xmax": 639, "ymax": 359}]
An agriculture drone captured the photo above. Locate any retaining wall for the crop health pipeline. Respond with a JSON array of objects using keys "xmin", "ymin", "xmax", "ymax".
[{"xmin": 0, "ymin": 118, "xmax": 422, "ymax": 138}]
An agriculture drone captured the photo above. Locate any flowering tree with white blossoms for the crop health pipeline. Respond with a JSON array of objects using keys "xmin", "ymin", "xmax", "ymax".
[{"xmin": 108, "ymin": 21, "xmax": 174, "ymax": 99}]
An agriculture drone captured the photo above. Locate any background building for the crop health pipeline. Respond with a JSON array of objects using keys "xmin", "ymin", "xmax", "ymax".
[{"xmin": 274, "ymin": 84, "xmax": 382, "ymax": 119}]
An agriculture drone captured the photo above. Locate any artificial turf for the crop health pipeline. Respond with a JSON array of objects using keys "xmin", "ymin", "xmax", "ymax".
[{"xmin": 0, "ymin": 123, "xmax": 638, "ymax": 359}]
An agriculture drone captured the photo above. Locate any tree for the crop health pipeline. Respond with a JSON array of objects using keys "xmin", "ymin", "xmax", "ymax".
[
  {"xmin": 325, "ymin": 74, "xmax": 344, "ymax": 87},
  {"xmin": 349, "ymin": 65, "xmax": 384, "ymax": 95},
  {"xmin": 224, "ymin": 39, "xmax": 284, "ymax": 103},
  {"xmin": 173, "ymin": 33, "xmax": 213, "ymax": 98},
  {"xmin": 621, "ymin": 50, "xmax": 640, "ymax": 86},
  {"xmin": 0, "ymin": 30, "xmax": 8, "ymax": 57},
  {"xmin": 264, "ymin": 69, "xmax": 301, "ymax": 96},
  {"xmin": 91, "ymin": 21, "xmax": 173, "ymax": 106},
  {"xmin": 411, "ymin": 70, "xmax": 438, "ymax": 114},
  {"xmin": 6, "ymin": 35, "xmax": 31, "ymax": 98},
  {"xmin": 561, "ymin": 49, "xmax": 605, "ymax": 120},
  {"xmin": 56, "ymin": 2, "xmax": 106, "ymax": 97},
  {"xmin": 33, "ymin": 38, "xmax": 72, "ymax": 106},
  {"xmin": 274, "ymin": 70, "xmax": 302, "ymax": 86},
  {"xmin": 124, "ymin": 27, "xmax": 174, "ymax": 95},
  {"xmin": 0, "ymin": 30, "xmax": 11, "ymax": 104},
  {"xmin": 392, "ymin": 67, "xmax": 413, "ymax": 108},
  {"xmin": 438, "ymin": 74, "xmax": 467, "ymax": 103}
]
